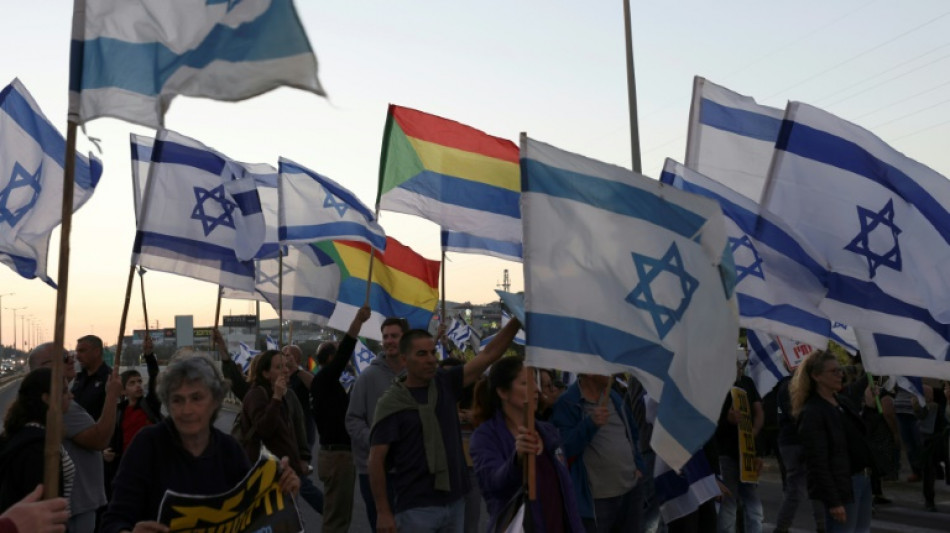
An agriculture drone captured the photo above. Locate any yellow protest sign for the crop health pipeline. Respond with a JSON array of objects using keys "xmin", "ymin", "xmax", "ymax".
[{"xmin": 731, "ymin": 386, "xmax": 759, "ymax": 483}]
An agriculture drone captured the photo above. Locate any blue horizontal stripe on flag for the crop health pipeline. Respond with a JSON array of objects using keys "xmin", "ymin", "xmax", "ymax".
[
  {"xmin": 289, "ymin": 296, "xmax": 335, "ymax": 318},
  {"xmin": 525, "ymin": 313, "xmax": 722, "ymax": 452},
  {"xmin": 825, "ymin": 273, "xmax": 950, "ymax": 343},
  {"xmin": 522, "ymin": 159, "xmax": 707, "ymax": 240},
  {"xmin": 337, "ymin": 280, "xmax": 434, "ymax": 330},
  {"xmin": 280, "ymin": 160, "xmax": 376, "ymax": 221},
  {"xmin": 776, "ymin": 120, "xmax": 950, "ymax": 248},
  {"xmin": 0, "ymin": 83, "xmax": 101, "ymax": 190},
  {"xmin": 747, "ymin": 331, "xmax": 786, "ymax": 381},
  {"xmin": 69, "ymin": 0, "xmax": 313, "ymax": 94},
  {"xmin": 526, "ymin": 312, "xmax": 673, "ymax": 378},
  {"xmin": 254, "ymin": 243, "xmax": 282, "ymax": 260},
  {"xmin": 736, "ymin": 294, "xmax": 831, "ymax": 338},
  {"xmin": 660, "ymin": 169, "xmax": 828, "ymax": 282},
  {"xmin": 131, "ymin": 139, "xmax": 153, "ymax": 163},
  {"xmin": 441, "ymin": 231, "xmax": 523, "ymax": 259},
  {"xmin": 869, "ymin": 333, "xmax": 949, "ymax": 361},
  {"xmin": 654, "ymin": 450, "xmax": 714, "ymax": 504},
  {"xmin": 279, "ymin": 222, "xmax": 387, "ymax": 250},
  {"xmin": 699, "ymin": 98, "xmax": 782, "ymax": 143},
  {"xmin": 153, "ymin": 139, "xmax": 225, "ymax": 176},
  {"xmin": 133, "ymin": 231, "xmax": 254, "ymax": 277},
  {"xmin": 231, "ymin": 189, "xmax": 262, "ymax": 216},
  {"xmin": 396, "ymin": 170, "xmax": 520, "ymax": 218}
]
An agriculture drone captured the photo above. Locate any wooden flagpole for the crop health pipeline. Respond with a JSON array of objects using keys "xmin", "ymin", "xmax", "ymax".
[
  {"xmin": 43, "ymin": 120, "xmax": 78, "ymax": 499},
  {"xmin": 139, "ymin": 267, "xmax": 149, "ymax": 335},
  {"xmin": 278, "ymin": 252, "xmax": 284, "ymax": 346},
  {"xmin": 213, "ymin": 286, "xmax": 222, "ymax": 355},
  {"xmin": 364, "ymin": 208, "xmax": 381, "ymax": 306},
  {"xmin": 524, "ymin": 366, "xmax": 537, "ymax": 500},
  {"xmin": 114, "ymin": 265, "xmax": 137, "ymax": 370},
  {"xmin": 623, "ymin": 0, "xmax": 642, "ymax": 173}
]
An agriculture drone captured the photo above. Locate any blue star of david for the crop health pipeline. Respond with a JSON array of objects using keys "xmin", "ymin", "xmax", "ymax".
[
  {"xmin": 843, "ymin": 199, "xmax": 902, "ymax": 278},
  {"xmin": 0, "ymin": 162, "xmax": 42, "ymax": 227},
  {"xmin": 355, "ymin": 347, "xmax": 374, "ymax": 364},
  {"xmin": 257, "ymin": 261, "xmax": 295, "ymax": 288},
  {"xmin": 728, "ymin": 235, "xmax": 765, "ymax": 285},
  {"xmin": 626, "ymin": 242, "xmax": 700, "ymax": 340},
  {"xmin": 832, "ymin": 322, "xmax": 847, "ymax": 330},
  {"xmin": 323, "ymin": 187, "xmax": 349, "ymax": 217},
  {"xmin": 191, "ymin": 185, "xmax": 237, "ymax": 236}
]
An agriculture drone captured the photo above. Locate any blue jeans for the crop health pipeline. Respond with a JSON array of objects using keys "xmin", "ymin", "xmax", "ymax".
[
  {"xmin": 824, "ymin": 473, "xmax": 872, "ymax": 533},
  {"xmin": 396, "ymin": 498, "xmax": 465, "ymax": 533},
  {"xmin": 299, "ymin": 475, "xmax": 324, "ymax": 514},
  {"xmin": 717, "ymin": 455, "xmax": 763, "ymax": 533},
  {"xmin": 582, "ymin": 483, "xmax": 645, "ymax": 533},
  {"xmin": 776, "ymin": 445, "xmax": 824, "ymax": 530}
]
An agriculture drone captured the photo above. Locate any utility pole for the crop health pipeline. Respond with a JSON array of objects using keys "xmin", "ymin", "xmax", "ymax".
[
  {"xmin": 497, "ymin": 269, "xmax": 511, "ymax": 293},
  {"xmin": 7, "ymin": 307, "xmax": 25, "ymax": 355},
  {"xmin": 0, "ymin": 293, "xmax": 12, "ymax": 358}
]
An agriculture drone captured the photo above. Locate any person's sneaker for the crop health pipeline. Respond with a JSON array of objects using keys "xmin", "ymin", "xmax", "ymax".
[
  {"xmin": 873, "ymin": 495, "xmax": 893, "ymax": 505},
  {"xmin": 907, "ymin": 473, "xmax": 921, "ymax": 482}
]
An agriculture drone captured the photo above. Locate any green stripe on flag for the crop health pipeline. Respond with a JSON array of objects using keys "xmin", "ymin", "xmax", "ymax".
[{"xmin": 378, "ymin": 118, "xmax": 425, "ymax": 199}]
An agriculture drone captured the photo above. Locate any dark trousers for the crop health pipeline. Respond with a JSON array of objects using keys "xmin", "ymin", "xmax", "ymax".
[
  {"xmin": 582, "ymin": 483, "xmax": 644, "ymax": 533},
  {"xmin": 922, "ymin": 430, "xmax": 948, "ymax": 505}
]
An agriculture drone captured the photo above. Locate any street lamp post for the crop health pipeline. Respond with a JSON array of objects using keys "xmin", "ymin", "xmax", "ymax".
[
  {"xmin": 6, "ymin": 307, "xmax": 25, "ymax": 356},
  {"xmin": 0, "ymin": 293, "xmax": 12, "ymax": 358}
]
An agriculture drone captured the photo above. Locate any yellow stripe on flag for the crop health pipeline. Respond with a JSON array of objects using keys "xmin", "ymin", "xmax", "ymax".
[
  {"xmin": 408, "ymin": 137, "xmax": 520, "ymax": 192},
  {"xmin": 335, "ymin": 244, "xmax": 439, "ymax": 308}
]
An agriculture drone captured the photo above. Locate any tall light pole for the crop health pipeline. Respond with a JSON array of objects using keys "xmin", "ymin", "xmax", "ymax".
[
  {"xmin": 21, "ymin": 315, "xmax": 27, "ymax": 352},
  {"xmin": 0, "ymin": 293, "xmax": 12, "ymax": 358},
  {"xmin": 6, "ymin": 307, "xmax": 25, "ymax": 355}
]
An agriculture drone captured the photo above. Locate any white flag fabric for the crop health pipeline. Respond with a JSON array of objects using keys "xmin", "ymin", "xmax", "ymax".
[
  {"xmin": 653, "ymin": 450, "xmax": 720, "ymax": 523},
  {"xmin": 132, "ymin": 130, "xmax": 266, "ymax": 292},
  {"xmin": 479, "ymin": 311, "xmax": 525, "ymax": 348},
  {"xmin": 0, "ymin": 78, "xmax": 103, "ymax": 286},
  {"xmin": 234, "ymin": 341, "xmax": 259, "ymax": 372},
  {"xmin": 352, "ymin": 338, "xmax": 375, "ymax": 374},
  {"xmin": 762, "ymin": 102, "xmax": 950, "ymax": 379},
  {"xmin": 746, "ymin": 330, "xmax": 791, "ymax": 398},
  {"xmin": 521, "ymin": 136, "xmax": 739, "ymax": 470},
  {"xmin": 446, "ymin": 317, "xmax": 473, "ymax": 348},
  {"xmin": 661, "ymin": 159, "xmax": 832, "ymax": 347},
  {"xmin": 278, "ymin": 157, "xmax": 386, "ymax": 250},
  {"xmin": 441, "ymin": 230, "xmax": 522, "ymax": 262},
  {"xmin": 69, "ymin": 0, "xmax": 324, "ymax": 128},
  {"xmin": 253, "ymin": 244, "xmax": 340, "ymax": 326},
  {"xmin": 685, "ymin": 77, "xmax": 783, "ymax": 202},
  {"xmin": 265, "ymin": 335, "xmax": 278, "ymax": 351},
  {"xmin": 130, "ymin": 134, "xmax": 153, "ymax": 226}
]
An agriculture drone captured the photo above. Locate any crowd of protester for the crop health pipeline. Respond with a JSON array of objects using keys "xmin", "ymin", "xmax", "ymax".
[{"xmin": 0, "ymin": 322, "xmax": 947, "ymax": 533}]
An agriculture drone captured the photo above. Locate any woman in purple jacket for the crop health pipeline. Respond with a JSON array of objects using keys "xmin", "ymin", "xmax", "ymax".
[{"xmin": 469, "ymin": 356, "xmax": 583, "ymax": 532}]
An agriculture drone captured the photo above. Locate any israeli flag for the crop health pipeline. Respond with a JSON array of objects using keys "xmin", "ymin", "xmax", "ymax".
[
  {"xmin": 653, "ymin": 451, "xmax": 720, "ymax": 523},
  {"xmin": 0, "ymin": 79, "xmax": 103, "ymax": 285},
  {"xmin": 830, "ymin": 321, "xmax": 859, "ymax": 354},
  {"xmin": 132, "ymin": 129, "xmax": 266, "ymax": 292},
  {"xmin": 234, "ymin": 341, "xmax": 259, "ymax": 372},
  {"xmin": 480, "ymin": 311, "xmax": 525, "ymax": 348},
  {"xmin": 69, "ymin": 0, "xmax": 324, "ymax": 128},
  {"xmin": 522, "ymin": 136, "xmax": 739, "ymax": 470},
  {"xmin": 352, "ymin": 338, "xmax": 375, "ymax": 374},
  {"xmin": 746, "ymin": 331, "xmax": 790, "ymax": 398},
  {"xmin": 685, "ymin": 77, "xmax": 783, "ymax": 202},
  {"xmin": 278, "ymin": 157, "xmax": 386, "ymax": 250},
  {"xmin": 762, "ymin": 102, "xmax": 950, "ymax": 379},
  {"xmin": 446, "ymin": 317, "xmax": 473, "ymax": 348},
  {"xmin": 254, "ymin": 244, "xmax": 340, "ymax": 326},
  {"xmin": 130, "ymin": 134, "xmax": 154, "ymax": 226},
  {"xmin": 441, "ymin": 230, "xmax": 522, "ymax": 262},
  {"xmin": 661, "ymin": 159, "xmax": 831, "ymax": 348},
  {"xmin": 265, "ymin": 335, "xmax": 278, "ymax": 351}
]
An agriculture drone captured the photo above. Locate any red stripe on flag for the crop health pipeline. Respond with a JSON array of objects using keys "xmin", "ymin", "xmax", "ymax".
[
  {"xmin": 336, "ymin": 237, "xmax": 440, "ymax": 289},
  {"xmin": 390, "ymin": 104, "xmax": 519, "ymax": 163}
]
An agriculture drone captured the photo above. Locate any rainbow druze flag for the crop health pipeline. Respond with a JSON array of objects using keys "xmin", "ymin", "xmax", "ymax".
[
  {"xmin": 316, "ymin": 237, "xmax": 440, "ymax": 341},
  {"xmin": 376, "ymin": 104, "xmax": 521, "ymax": 243}
]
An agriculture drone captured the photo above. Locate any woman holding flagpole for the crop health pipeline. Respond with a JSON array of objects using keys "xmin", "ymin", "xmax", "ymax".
[{"xmin": 469, "ymin": 355, "xmax": 583, "ymax": 532}]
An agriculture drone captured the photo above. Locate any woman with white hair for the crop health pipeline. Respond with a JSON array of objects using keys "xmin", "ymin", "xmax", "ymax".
[{"xmin": 101, "ymin": 355, "xmax": 299, "ymax": 533}]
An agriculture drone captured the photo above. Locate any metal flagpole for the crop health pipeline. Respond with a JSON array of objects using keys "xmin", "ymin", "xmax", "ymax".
[{"xmin": 623, "ymin": 0, "xmax": 643, "ymax": 173}]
